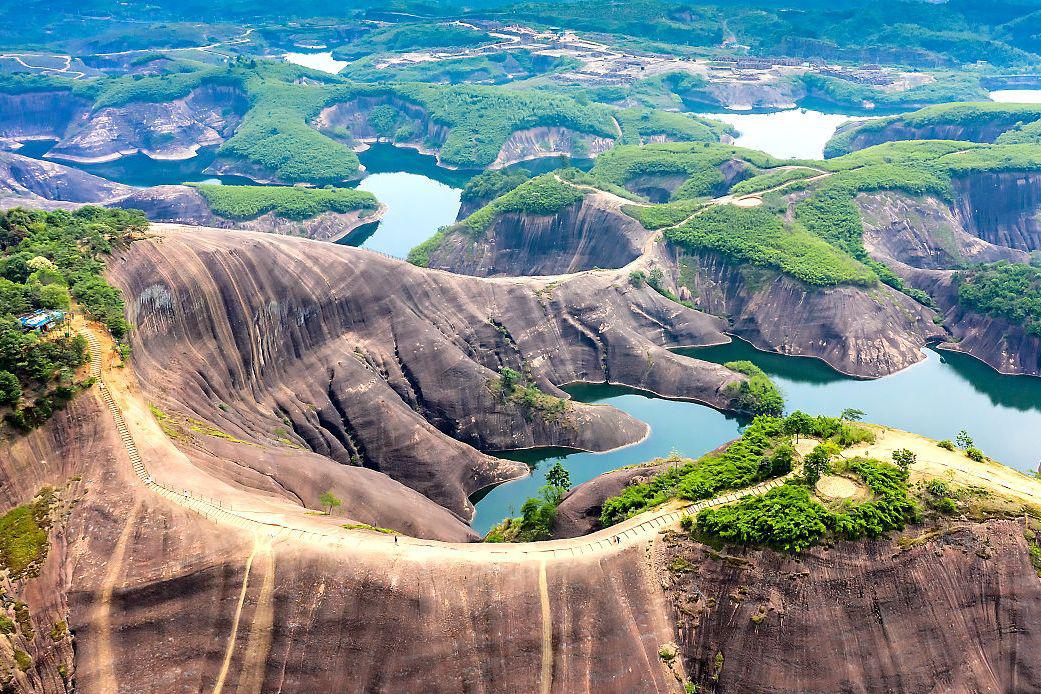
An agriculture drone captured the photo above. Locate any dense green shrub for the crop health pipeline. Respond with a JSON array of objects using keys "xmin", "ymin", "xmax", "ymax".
[
  {"xmin": 696, "ymin": 483, "xmax": 832, "ymax": 552},
  {"xmin": 614, "ymin": 108, "xmax": 725, "ymax": 145},
  {"xmin": 486, "ymin": 462, "xmax": 571, "ymax": 542},
  {"xmin": 622, "ymin": 198, "xmax": 705, "ymax": 229},
  {"xmin": 695, "ymin": 458, "xmax": 918, "ymax": 552},
  {"xmin": 729, "ymin": 167, "xmax": 818, "ymax": 195},
  {"xmin": 0, "ymin": 489, "xmax": 53, "ymax": 578},
  {"xmin": 956, "ymin": 261, "xmax": 1041, "ymax": 335},
  {"xmin": 665, "ymin": 205, "xmax": 878, "ymax": 287},
  {"xmin": 826, "ymin": 103, "xmax": 1041, "ymax": 157},
  {"xmin": 192, "ymin": 184, "xmax": 378, "ymax": 221},
  {"xmin": 723, "ymin": 360, "xmax": 784, "ymax": 416},
  {"xmin": 460, "ymin": 175, "xmax": 586, "ymax": 235},
  {"xmin": 600, "ymin": 415, "xmax": 791, "ymax": 526},
  {"xmin": 461, "ymin": 168, "xmax": 531, "ymax": 204}
]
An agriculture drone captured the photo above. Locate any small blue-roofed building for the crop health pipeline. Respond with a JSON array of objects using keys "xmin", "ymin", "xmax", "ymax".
[{"xmin": 18, "ymin": 309, "xmax": 67, "ymax": 333}]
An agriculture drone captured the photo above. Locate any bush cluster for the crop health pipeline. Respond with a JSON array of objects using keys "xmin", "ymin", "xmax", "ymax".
[
  {"xmin": 192, "ymin": 184, "xmax": 378, "ymax": 221},
  {"xmin": 694, "ymin": 458, "xmax": 918, "ymax": 552},
  {"xmin": 600, "ymin": 415, "xmax": 794, "ymax": 527}
]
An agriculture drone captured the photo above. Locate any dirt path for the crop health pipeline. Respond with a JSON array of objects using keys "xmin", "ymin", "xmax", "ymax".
[
  {"xmin": 213, "ymin": 539, "xmax": 261, "ymax": 694},
  {"xmin": 91, "ymin": 499, "xmax": 141, "ymax": 694},
  {"xmin": 235, "ymin": 538, "xmax": 276, "ymax": 694},
  {"xmin": 847, "ymin": 426, "xmax": 1041, "ymax": 507},
  {"xmin": 79, "ymin": 324, "xmax": 792, "ymax": 563}
]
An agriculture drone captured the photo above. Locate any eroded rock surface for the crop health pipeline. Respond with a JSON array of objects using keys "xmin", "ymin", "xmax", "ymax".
[
  {"xmin": 658, "ymin": 521, "xmax": 1041, "ymax": 692},
  {"xmin": 113, "ymin": 226, "xmax": 746, "ymax": 521},
  {"xmin": 427, "ymin": 192, "xmax": 651, "ymax": 276}
]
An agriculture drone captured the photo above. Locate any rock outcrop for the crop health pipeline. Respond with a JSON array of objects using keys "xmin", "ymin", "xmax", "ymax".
[
  {"xmin": 829, "ymin": 116, "xmax": 1027, "ymax": 155},
  {"xmin": 0, "ymin": 90, "xmax": 90, "ymax": 141},
  {"xmin": 0, "ymin": 152, "xmax": 382, "ymax": 241},
  {"xmin": 671, "ymin": 248, "xmax": 945, "ymax": 377},
  {"xmin": 659, "ymin": 520, "xmax": 1041, "ymax": 692},
  {"xmin": 426, "ymin": 192, "xmax": 652, "ymax": 276},
  {"xmin": 951, "ymin": 171, "xmax": 1041, "ymax": 251},
  {"xmin": 113, "ymin": 225, "xmax": 748, "ymax": 521},
  {"xmin": 554, "ymin": 462, "xmax": 667, "ymax": 539},
  {"xmin": 859, "ymin": 189, "xmax": 1041, "ymax": 376},
  {"xmin": 46, "ymin": 85, "xmax": 248, "ymax": 163},
  {"xmin": 0, "ymin": 151, "xmax": 130, "ymax": 209},
  {"xmin": 489, "ymin": 126, "xmax": 616, "ymax": 169}
]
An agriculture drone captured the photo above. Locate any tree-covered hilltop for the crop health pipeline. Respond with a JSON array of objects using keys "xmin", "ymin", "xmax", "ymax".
[
  {"xmin": 190, "ymin": 184, "xmax": 379, "ymax": 221},
  {"xmin": 956, "ymin": 262, "xmax": 1041, "ymax": 336},
  {"xmin": 825, "ymin": 103, "xmax": 1041, "ymax": 157},
  {"xmin": 1, "ymin": 58, "xmax": 732, "ymax": 182},
  {"xmin": 0, "ymin": 207, "xmax": 144, "ymax": 431}
]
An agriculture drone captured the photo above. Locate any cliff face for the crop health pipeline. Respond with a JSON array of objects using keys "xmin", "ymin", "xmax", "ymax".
[
  {"xmin": 489, "ymin": 126, "xmax": 616, "ymax": 169},
  {"xmin": 0, "ymin": 151, "xmax": 130, "ymax": 207},
  {"xmin": 46, "ymin": 85, "xmax": 248, "ymax": 163},
  {"xmin": 0, "ymin": 90, "xmax": 90, "ymax": 140},
  {"xmin": 314, "ymin": 95, "xmax": 450, "ymax": 158},
  {"xmin": 0, "ymin": 153, "xmax": 380, "ymax": 241},
  {"xmin": 831, "ymin": 118, "xmax": 1024, "ymax": 155},
  {"xmin": 113, "ymin": 226, "xmax": 746, "ymax": 521},
  {"xmin": 426, "ymin": 192, "xmax": 652, "ymax": 276},
  {"xmin": 658, "ymin": 520, "xmax": 1041, "ymax": 693},
  {"xmin": 675, "ymin": 248, "xmax": 944, "ymax": 377},
  {"xmin": 951, "ymin": 171, "xmax": 1041, "ymax": 251},
  {"xmin": 858, "ymin": 190, "xmax": 1041, "ymax": 376},
  {"xmin": 857, "ymin": 191, "xmax": 1029, "ymax": 268}
]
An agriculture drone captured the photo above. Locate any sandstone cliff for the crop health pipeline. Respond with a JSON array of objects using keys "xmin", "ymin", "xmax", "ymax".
[
  {"xmin": 659, "ymin": 520, "xmax": 1041, "ymax": 692},
  {"xmin": 829, "ymin": 116, "xmax": 1026, "ymax": 155},
  {"xmin": 426, "ymin": 192, "xmax": 652, "ymax": 276},
  {"xmin": 859, "ymin": 189, "xmax": 1041, "ymax": 376},
  {"xmin": 47, "ymin": 85, "xmax": 248, "ymax": 163},
  {"xmin": 0, "ymin": 152, "xmax": 381, "ymax": 242},
  {"xmin": 113, "ymin": 226, "xmax": 749, "ymax": 522}
]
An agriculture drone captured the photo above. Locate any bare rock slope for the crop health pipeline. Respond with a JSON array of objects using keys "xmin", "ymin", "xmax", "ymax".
[{"xmin": 114, "ymin": 226, "xmax": 748, "ymax": 521}]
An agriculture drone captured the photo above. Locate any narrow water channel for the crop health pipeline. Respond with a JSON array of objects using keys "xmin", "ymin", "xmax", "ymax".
[{"xmin": 471, "ymin": 340, "xmax": 1041, "ymax": 534}]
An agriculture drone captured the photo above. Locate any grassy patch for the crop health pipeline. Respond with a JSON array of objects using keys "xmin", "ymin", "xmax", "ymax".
[
  {"xmin": 342, "ymin": 522, "xmax": 396, "ymax": 534},
  {"xmin": 0, "ymin": 489, "xmax": 55, "ymax": 579},
  {"xmin": 665, "ymin": 204, "xmax": 878, "ymax": 287},
  {"xmin": 191, "ymin": 184, "xmax": 378, "ymax": 221}
]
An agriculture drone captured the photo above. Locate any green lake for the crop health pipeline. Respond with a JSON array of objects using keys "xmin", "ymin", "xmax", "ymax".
[{"xmin": 471, "ymin": 340, "xmax": 1041, "ymax": 534}]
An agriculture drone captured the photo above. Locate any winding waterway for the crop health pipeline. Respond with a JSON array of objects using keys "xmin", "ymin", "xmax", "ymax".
[
  {"xmin": 471, "ymin": 341, "xmax": 1041, "ymax": 534},
  {"xmin": 12, "ymin": 122, "xmax": 1041, "ymax": 537}
]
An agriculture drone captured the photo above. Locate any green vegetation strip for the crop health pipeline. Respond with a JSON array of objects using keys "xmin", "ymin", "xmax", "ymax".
[
  {"xmin": 601, "ymin": 412, "xmax": 876, "ymax": 527},
  {"xmin": 191, "ymin": 184, "xmax": 378, "ymax": 221},
  {"xmin": 0, "ymin": 489, "xmax": 55, "ymax": 578},
  {"xmin": 665, "ymin": 205, "xmax": 877, "ymax": 287},
  {"xmin": 459, "ymin": 174, "xmax": 586, "ymax": 235},
  {"xmin": 691, "ymin": 458, "xmax": 918, "ymax": 553},
  {"xmin": 956, "ymin": 261, "xmax": 1041, "ymax": 335}
]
